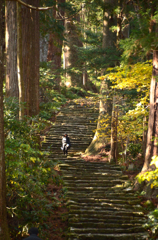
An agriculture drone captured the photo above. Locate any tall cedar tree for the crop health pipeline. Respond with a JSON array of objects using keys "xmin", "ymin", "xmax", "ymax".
[
  {"xmin": 5, "ymin": 0, "xmax": 40, "ymax": 117},
  {"xmin": 21, "ymin": 0, "xmax": 40, "ymax": 116},
  {"xmin": 5, "ymin": 1, "xmax": 18, "ymax": 98},
  {"xmin": 85, "ymin": 0, "xmax": 116, "ymax": 155},
  {"xmin": 47, "ymin": 0, "xmax": 65, "ymax": 89},
  {"xmin": 0, "ymin": 1, "xmax": 10, "ymax": 239},
  {"xmin": 143, "ymin": 49, "xmax": 158, "ymax": 171}
]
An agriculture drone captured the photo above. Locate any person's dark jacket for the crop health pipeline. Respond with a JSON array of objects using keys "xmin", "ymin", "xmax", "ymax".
[
  {"xmin": 23, "ymin": 234, "xmax": 42, "ymax": 240},
  {"xmin": 66, "ymin": 136, "xmax": 71, "ymax": 147}
]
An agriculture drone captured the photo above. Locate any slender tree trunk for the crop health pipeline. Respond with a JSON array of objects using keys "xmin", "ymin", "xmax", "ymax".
[
  {"xmin": 5, "ymin": 1, "xmax": 18, "ymax": 98},
  {"xmin": 81, "ymin": 3, "xmax": 88, "ymax": 86},
  {"xmin": 142, "ymin": 50, "xmax": 158, "ymax": 171},
  {"xmin": 17, "ymin": 2, "xmax": 24, "ymax": 119},
  {"xmin": 21, "ymin": 0, "xmax": 39, "ymax": 116},
  {"xmin": 63, "ymin": 20, "xmax": 71, "ymax": 84},
  {"xmin": 116, "ymin": 0, "xmax": 124, "ymax": 43},
  {"xmin": 47, "ymin": 0, "xmax": 65, "ymax": 90},
  {"xmin": 85, "ymin": 0, "xmax": 116, "ymax": 155},
  {"xmin": 142, "ymin": 116, "xmax": 147, "ymax": 158},
  {"xmin": 109, "ymin": 95, "xmax": 118, "ymax": 163},
  {"xmin": 0, "ymin": 1, "xmax": 10, "ymax": 239},
  {"xmin": 85, "ymin": 81, "xmax": 111, "ymax": 155},
  {"xmin": 64, "ymin": 17, "xmax": 83, "ymax": 86}
]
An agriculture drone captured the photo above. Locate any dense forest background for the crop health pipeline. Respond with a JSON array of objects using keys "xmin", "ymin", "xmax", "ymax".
[{"xmin": 1, "ymin": 0, "xmax": 158, "ymax": 239}]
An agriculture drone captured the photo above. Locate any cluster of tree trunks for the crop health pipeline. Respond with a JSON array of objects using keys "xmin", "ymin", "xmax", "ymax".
[{"xmin": 6, "ymin": 0, "xmax": 39, "ymax": 118}]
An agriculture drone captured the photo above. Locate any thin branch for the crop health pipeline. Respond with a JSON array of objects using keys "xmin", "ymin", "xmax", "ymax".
[
  {"xmin": 6, "ymin": 0, "xmax": 56, "ymax": 11},
  {"xmin": 6, "ymin": 0, "xmax": 82, "ymax": 21}
]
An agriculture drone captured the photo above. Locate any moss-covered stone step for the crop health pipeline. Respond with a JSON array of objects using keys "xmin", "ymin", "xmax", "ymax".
[
  {"xmin": 68, "ymin": 215, "xmax": 146, "ymax": 224},
  {"xmin": 66, "ymin": 190, "xmax": 139, "ymax": 198},
  {"xmin": 44, "ymin": 137, "xmax": 93, "ymax": 142},
  {"xmin": 63, "ymin": 181, "xmax": 128, "ymax": 188},
  {"xmin": 69, "ymin": 222, "xmax": 144, "ymax": 228},
  {"xmin": 67, "ymin": 205, "xmax": 143, "ymax": 213},
  {"xmin": 59, "ymin": 162, "xmax": 122, "ymax": 169},
  {"xmin": 68, "ymin": 226, "xmax": 146, "ymax": 234},
  {"xmin": 56, "ymin": 115, "xmax": 98, "ymax": 120},
  {"xmin": 66, "ymin": 200, "xmax": 142, "ymax": 210},
  {"xmin": 68, "ymin": 213, "xmax": 146, "ymax": 221},
  {"xmin": 65, "ymin": 197, "xmax": 141, "ymax": 205},
  {"xmin": 62, "ymin": 175, "xmax": 130, "ymax": 182},
  {"xmin": 67, "ymin": 232, "xmax": 148, "ymax": 240},
  {"xmin": 64, "ymin": 187, "xmax": 133, "ymax": 194},
  {"xmin": 68, "ymin": 208, "xmax": 144, "ymax": 217}
]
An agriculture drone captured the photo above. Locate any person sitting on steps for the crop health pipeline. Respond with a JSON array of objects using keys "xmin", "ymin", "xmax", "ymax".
[
  {"xmin": 61, "ymin": 133, "xmax": 71, "ymax": 156},
  {"xmin": 23, "ymin": 227, "xmax": 42, "ymax": 240}
]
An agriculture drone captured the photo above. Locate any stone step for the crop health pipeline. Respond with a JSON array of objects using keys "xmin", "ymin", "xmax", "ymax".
[
  {"xmin": 67, "ymin": 232, "xmax": 148, "ymax": 240},
  {"xmin": 68, "ymin": 226, "xmax": 146, "ymax": 234},
  {"xmin": 56, "ymin": 115, "xmax": 98, "ymax": 119},
  {"xmin": 63, "ymin": 179, "xmax": 128, "ymax": 186},
  {"xmin": 67, "ymin": 204, "xmax": 143, "ymax": 212},
  {"xmin": 59, "ymin": 109, "xmax": 98, "ymax": 113},
  {"xmin": 67, "ymin": 203, "xmax": 143, "ymax": 212},
  {"xmin": 62, "ymin": 175, "xmax": 130, "ymax": 182},
  {"xmin": 64, "ymin": 188, "xmax": 135, "ymax": 196},
  {"xmin": 63, "ymin": 175, "xmax": 129, "ymax": 181},
  {"xmin": 63, "ymin": 181, "xmax": 125, "ymax": 188},
  {"xmin": 65, "ymin": 197, "xmax": 141, "ymax": 205},
  {"xmin": 60, "ymin": 166, "xmax": 122, "ymax": 172},
  {"xmin": 45, "ymin": 136, "xmax": 93, "ymax": 141},
  {"xmin": 69, "ymin": 222, "xmax": 144, "ymax": 228},
  {"xmin": 68, "ymin": 213, "xmax": 144, "ymax": 221},
  {"xmin": 68, "ymin": 213, "xmax": 146, "ymax": 221},
  {"xmin": 59, "ymin": 162, "xmax": 121, "ymax": 168}
]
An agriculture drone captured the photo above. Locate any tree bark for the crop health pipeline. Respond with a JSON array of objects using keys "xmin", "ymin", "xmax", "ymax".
[
  {"xmin": 5, "ymin": 0, "xmax": 18, "ymax": 98},
  {"xmin": 85, "ymin": 81, "xmax": 111, "ymax": 155},
  {"xmin": 17, "ymin": 1, "xmax": 24, "ymax": 119},
  {"xmin": 109, "ymin": 95, "xmax": 118, "ymax": 163},
  {"xmin": 0, "ymin": 1, "xmax": 10, "ymax": 239},
  {"xmin": 142, "ymin": 50, "xmax": 158, "ymax": 171},
  {"xmin": 64, "ymin": 17, "xmax": 83, "ymax": 86},
  {"xmin": 21, "ymin": 0, "xmax": 39, "ymax": 116},
  {"xmin": 85, "ymin": 0, "xmax": 116, "ymax": 155},
  {"xmin": 47, "ymin": 0, "xmax": 65, "ymax": 90}
]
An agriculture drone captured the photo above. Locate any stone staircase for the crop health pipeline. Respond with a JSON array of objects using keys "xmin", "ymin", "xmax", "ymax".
[
  {"xmin": 42, "ymin": 98, "xmax": 149, "ymax": 240},
  {"xmin": 42, "ymin": 98, "xmax": 99, "ymax": 159}
]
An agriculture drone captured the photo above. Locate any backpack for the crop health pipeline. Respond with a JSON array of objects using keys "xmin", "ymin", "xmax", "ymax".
[{"xmin": 66, "ymin": 136, "xmax": 71, "ymax": 148}]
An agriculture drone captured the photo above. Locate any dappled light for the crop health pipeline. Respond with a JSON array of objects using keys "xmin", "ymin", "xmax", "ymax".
[{"xmin": 1, "ymin": 0, "xmax": 158, "ymax": 239}]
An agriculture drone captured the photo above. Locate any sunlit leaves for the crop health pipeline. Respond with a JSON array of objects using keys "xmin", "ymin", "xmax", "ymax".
[
  {"xmin": 98, "ymin": 60, "xmax": 152, "ymax": 158},
  {"xmin": 136, "ymin": 155, "xmax": 158, "ymax": 189},
  {"xmin": 103, "ymin": 61, "xmax": 152, "ymax": 96}
]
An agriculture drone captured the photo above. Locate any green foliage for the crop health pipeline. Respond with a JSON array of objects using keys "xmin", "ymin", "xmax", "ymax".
[
  {"xmin": 118, "ymin": 1, "xmax": 158, "ymax": 63},
  {"xmin": 39, "ymin": 64, "xmax": 67, "ymax": 119},
  {"xmin": 4, "ymin": 97, "xmax": 65, "ymax": 238},
  {"xmin": 137, "ymin": 155, "xmax": 158, "ymax": 189},
  {"xmin": 39, "ymin": 62, "xmax": 98, "ymax": 118},
  {"xmin": 144, "ymin": 208, "xmax": 158, "ymax": 235},
  {"xmin": 98, "ymin": 60, "xmax": 151, "ymax": 163},
  {"xmin": 127, "ymin": 143, "xmax": 142, "ymax": 158}
]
